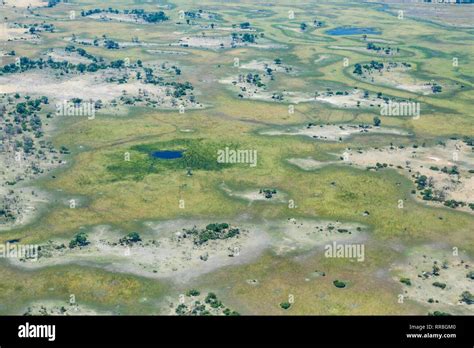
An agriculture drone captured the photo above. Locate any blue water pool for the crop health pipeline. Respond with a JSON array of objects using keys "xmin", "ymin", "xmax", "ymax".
[
  {"xmin": 326, "ymin": 27, "xmax": 381, "ymax": 36},
  {"xmin": 150, "ymin": 150, "xmax": 183, "ymax": 159}
]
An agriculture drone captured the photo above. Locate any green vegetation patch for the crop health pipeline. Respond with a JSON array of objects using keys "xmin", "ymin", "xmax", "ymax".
[{"xmin": 106, "ymin": 139, "xmax": 235, "ymax": 181}]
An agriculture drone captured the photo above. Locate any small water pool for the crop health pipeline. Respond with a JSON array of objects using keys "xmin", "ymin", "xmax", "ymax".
[
  {"xmin": 150, "ymin": 150, "xmax": 183, "ymax": 159},
  {"xmin": 326, "ymin": 27, "xmax": 381, "ymax": 36}
]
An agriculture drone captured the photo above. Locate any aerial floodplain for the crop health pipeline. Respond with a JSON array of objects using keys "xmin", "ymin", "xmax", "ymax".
[{"xmin": 0, "ymin": 0, "xmax": 473, "ymax": 345}]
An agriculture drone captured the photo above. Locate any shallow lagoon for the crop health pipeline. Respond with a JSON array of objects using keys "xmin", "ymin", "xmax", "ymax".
[
  {"xmin": 326, "ymin": 27, "xmax": 381, "ymax": 35},
  {"xmin": 150, "ymin": 150, "xmax": 183, "ymax": 159}
]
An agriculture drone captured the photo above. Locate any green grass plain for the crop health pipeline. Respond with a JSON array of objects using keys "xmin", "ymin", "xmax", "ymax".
[{"xmin": 0, "ymin": 0, "xmax": 472, "ymax": 315}]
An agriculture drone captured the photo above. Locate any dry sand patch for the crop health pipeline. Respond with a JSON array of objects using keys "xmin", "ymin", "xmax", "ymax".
[
  {"xmin": 287, "ymin": 158, "xmax": 337, "ymax": 170},
  {"xmin": 357, "ymin": 62, "xmax": 437, "ymax": 95},
  {"xmin": 10, "ymin": 218, "xmax": 367, "ymax": 283},
  {"xmin": 392, "ymin": 245, "xmax": 473, "ymax": 315},
  {"xmin": 88, "ymin": 12, "xmax": 146, "ymax": 24},
  {"xmin": 173, "ymin": 35, "xmax": 286, "ymax": 50},
  {"xmin": 261, "ymin": 124, "xmax": 409, "ymax": 141},
  {"xmin": 22, "ymin": 300, "xmax": 111, "ymax": 315},
  {"xmin": 330, "ymin": 45, "xmax": 399, "ymax": 56},
  {"xmin": 343, "ymin": 140, "xmax": 474, "ymax": 211},
  {"xmin": 3, "ymin": 0, "xmax": 46, "ymax": 8},
  {"xmin": 0, "ymin": 68, "xmax": 202, "ymax": 110},
  {"xmin": 0, "ymin": 25, "xmax": 35, "ymax": 42},
  {"xmin": 220, "ymin": 183, "xmax": 287, "ymax": 204},
  {"xmin": 45, "ymin": 49, "xmax": 94, "ymax": 65}
]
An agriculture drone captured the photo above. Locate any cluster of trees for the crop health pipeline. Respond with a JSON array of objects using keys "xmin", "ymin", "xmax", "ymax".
[
  {"xmin": 186, "ymin": 289, "xmax": 200, "ymax": 296},
  {"xmin": 353, "ymin": 63, "xmax": 363, "ymax": 75},
  {"xmin": 169, "ymin": 82, "xmax": 193, "ymax": 98},
  {"xmin": 460, "ymin": 291, "xmax": 473, "ymax": 305},
  {"xmin": 1, "ymin": 56, "xmax": 68, "ymax": 74},
  {"xmin": 241, "ymin": 33, "xmax": 255, "ymax": 43},
  {"xmin": 81, "ymin": 8, "xmax": 110, "ymax": 16},
  {"xmin": 462, "ymin": 136, "xmax": 474, "ymax": 147},
  {"xmin": 231, "ymin": 32, "xmax": 256, "ymax": 43},
  {"xmin": 313, "ymin": 20, "xmax": 323, "ymax": 27},
  {"xmin": 440, "ymin": 166, "xmax": 459, "ymax": 175},
  {"xmin": 119, "ymin": 232, "xmax": 142, "ymax": 245},
  {"xmin": 244, "ymin": 73, "xmax": 264, "ymax": 87},
  {"xmin": 354, "ymin": 60, "xmax": 385, "ymax": 75},
  {"xmin": 431, "ymin": 84, "xmax": 442, "ymax": 93},
  {"xmin": 415, "ymin": 175, "xmax": 429, "ymax": 190},
  {"xmin": 141, "ymin": 68, "xmax": 194, "ymax": 98},
  {"xmin": 414, "ymin": 169, "xmax": 470, "ymax": 209},
  {"xmin": 259, "ymin": 188, "xmax": 277, "ymax": 199},
  {"xmin": 205, "ymin": 292, "xmax": 223, "ymax": 309},
  {"xmin": 47, "ymin": 0, "xmax": 60, "ymax": 7},
  {"xmin": 183, "ymin": 10, "xmax": 218, "ymax": 24},
  {"xmin": 184, "ymin": 11, "xmax": 201, "ymax": 19},
  {"xmin": 444, "ymin": 199, "xmax": 466, "ymax": 209},
  {"xmin": 0, "ymin": 55, "xmax": 136, "ymax": 75},
  {"xmin": 366, "ymin": 42, "xmax": 399, "ymax": 55},
  {"xmin": 69, "ymin": 232, "xmax": 89, "ymax": 248},
  {"xmin": 414, "ymin": 175, "xmax": 439, "ymax": 202},
  {"xmin": 0, "ymin": 204, "xmax": 16, "ymax": 222},
  {"xmin": 182, "ymin": 223, "xmax": 240, "ymax": 245},
  {"xmin": 139, "ymin": 11, "xmax": 168, "ymax": 23},
  {"xmin": 28, "ymin": 23, "xmax": 55, "ymax": 34},
  {"xmin": 367, "ymin": 60, "xmax": 384, "ymax": 70},
  {"xmin": 104, "ymin": 39, "xmax": 119, "ymax": 49},
  {"xmin": 175, "ymin": 291, "xmax": 239, "ymax": 316},
  {"xmin": 3, "ymin": 96, "xmax": 48, "ymax": 140},
  {"xmin": 81, "ymin": 8, "xmax": 168, "ymax": 23},
  {"xmin": 143, "ymin": 67, "xmax": 164, "ymax": 85},
  {"xmin": 175, "ymin": 303, "xmax": 189, "ymax": 315},
  {"xmin": 65, "ymin": 45, "xmax": 99, "ymax": 62}
]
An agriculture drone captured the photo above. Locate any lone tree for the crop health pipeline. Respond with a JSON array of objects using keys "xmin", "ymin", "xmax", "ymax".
[
  {"xmin": 373, "ymin": 116, "xmax": 381, "ymax": 127},
  {"xmin": 69, "ymin": 232, "xmax": 89, "ymax": 248},
  {"xmin": 119, "ymin": 232, "xmax": 142, "ymax": 245}
]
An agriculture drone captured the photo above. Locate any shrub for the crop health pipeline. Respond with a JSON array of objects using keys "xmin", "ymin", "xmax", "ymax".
[
  {"xmin": 186, "ymin": 289, "xmax": 200, "ymax": 297},
  {"xmin": 460, "ymin": 291, "xmax": 474, "ymax": 305},
  {"xmin": 333, "ymin": 280, "xmax": 346, "ymax": 288},
  {"xmin": 119, "ymin": 232, "xmax": 142, "ymax": 245},
  {"xmin": 373, "ymin": 116, "xmax": 381, "ymax": 127},
  {"xmin": 400, "ymin": 278, "xmax": 411, "ymax": 286},
  {"xmin": 69, "ymin": 232, "xmax": 89, "ymax": 248},
  {"xmin": 432, "ymin": 282, "xmax": 446, "ymax": 289}
]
